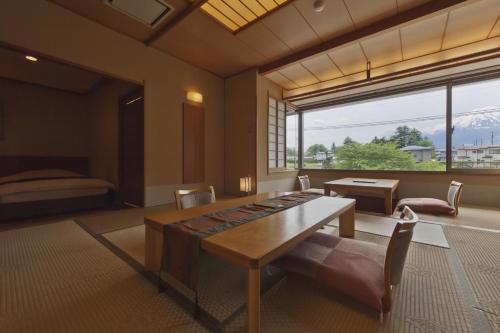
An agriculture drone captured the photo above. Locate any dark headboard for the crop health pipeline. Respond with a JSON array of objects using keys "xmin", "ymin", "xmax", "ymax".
[{"xmin": 0, "ymin": 156, "xmax": 89, "ymax": 177}]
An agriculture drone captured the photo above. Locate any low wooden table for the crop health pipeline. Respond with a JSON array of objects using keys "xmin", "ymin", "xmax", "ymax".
[
  {"xmin": 324, "ymin": 178, "xmax": 399, "ymax": 215},
  {"xmin": 144, "ymin": 191, "xmax": 356, "ymax": 333}
]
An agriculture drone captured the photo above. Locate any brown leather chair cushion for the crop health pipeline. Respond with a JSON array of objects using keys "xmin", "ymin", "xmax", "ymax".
[
  {"xmin": 396, "ymin": 198, "xmax": 455, "ymax": 215},
  {"xmin": 277, "ymin": 232, "xmax": 386, "ymax": 311}
]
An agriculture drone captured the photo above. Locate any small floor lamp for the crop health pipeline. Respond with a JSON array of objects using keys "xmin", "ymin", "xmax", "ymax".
[{"xmin": 240, "ymin": 176, "xmax": 252, "ymax": 196}]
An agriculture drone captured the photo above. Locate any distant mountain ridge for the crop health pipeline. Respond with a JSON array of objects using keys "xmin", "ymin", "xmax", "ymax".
[{"xmin": 426, "ymin": 107, "xmax": 500, "ymax": 149}]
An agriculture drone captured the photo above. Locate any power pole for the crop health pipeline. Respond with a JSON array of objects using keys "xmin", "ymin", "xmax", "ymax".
[{"xmin": 492, "ymin": 131, "xmax": 494, "ymax": 145}]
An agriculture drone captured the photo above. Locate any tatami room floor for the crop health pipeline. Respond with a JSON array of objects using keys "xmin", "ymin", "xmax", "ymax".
[{"xmin": 1, "ymin": 200, "xmax": 500, "ymax": 332}]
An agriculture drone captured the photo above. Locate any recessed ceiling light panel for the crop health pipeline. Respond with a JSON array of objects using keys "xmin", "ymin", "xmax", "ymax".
[
  {"xmin": 201, "ymin": 0, "xmax": 291, "ymax": 33},
  {"xmin": 104, "ymin": 0, "xmax": 174, "ymax": 28}
]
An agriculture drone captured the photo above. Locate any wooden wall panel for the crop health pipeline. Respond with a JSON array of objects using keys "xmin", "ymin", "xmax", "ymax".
[{"xmin": 183, "ymin": 102, "xmax": 205, "ymax": 183}]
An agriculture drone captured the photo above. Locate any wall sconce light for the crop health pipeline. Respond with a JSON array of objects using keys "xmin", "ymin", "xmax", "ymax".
[
  {"xmin": 25, "ymin": 55, "xmax": 38, "ymax": 62},
  {"xmin": 240, "ymin": 176, "xmax": 252, "ymax": 196},
  {"xmin": 366, "ymin": 61, "xmax": 371, "ymax": 79},
  {"xmin": 186, "ymin": 91, "xmax": 203, "ymax": 104}
]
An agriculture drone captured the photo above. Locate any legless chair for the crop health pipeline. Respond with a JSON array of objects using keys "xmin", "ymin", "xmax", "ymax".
[
  {"xmin": 298, "ymin": 175, "xmax": 337, "ymax": 196},
  {"xmin": 174, "ymin": 186, "xmax": 216, "ymax": 210},
  {"xmin": 275, "ymin": 206, "xmax": 418, "ymax": 320},
  {"xmin": 396, "ymin": 181, "xmax": 463, "ymax": 216}
]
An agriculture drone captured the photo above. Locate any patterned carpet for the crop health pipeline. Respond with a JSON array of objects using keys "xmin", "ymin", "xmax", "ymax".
[{"xmin": 1, "ymin": 220, "xmax": 499, "ymax": 332}]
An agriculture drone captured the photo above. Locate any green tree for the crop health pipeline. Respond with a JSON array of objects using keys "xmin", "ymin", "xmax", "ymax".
[
  {"xmin": 336, "ymin": 142, "xmax": 415, "ymax": 170},
  {"xmin": 287, "ymin": 147, "xmax": 298, "ymax": 169},
  {"xmin": 390, "ymin": 126, "xmax": 431, "ymax": 148},
  {"xmin": 343, "ymin": 137, "xmax": 357, "ymax": 145},
  {"xmin": 371, "ymin": 136, "xmax": 389, "ymax": 144},
  {"xmin": 306, "ymin": 144, "xmax": 328, "ymax": 158}
]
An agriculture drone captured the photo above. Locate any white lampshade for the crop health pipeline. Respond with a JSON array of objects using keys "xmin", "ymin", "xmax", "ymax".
[{"xmin": 240, "ymin": 176, "xmax": 252, "ymax": 193}]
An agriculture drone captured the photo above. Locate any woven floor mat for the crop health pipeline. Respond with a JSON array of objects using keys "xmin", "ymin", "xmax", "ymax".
[
  {"xmin": 446, "ymin": 226, "xmax": 500, "ymax": 333},
  {"xmin": 224, "ymin": 230, "xmax": 471, "ymax": 332},
  {"xmin": 0, "ymin": 220, "xmax": 205, "ymax": 333}
]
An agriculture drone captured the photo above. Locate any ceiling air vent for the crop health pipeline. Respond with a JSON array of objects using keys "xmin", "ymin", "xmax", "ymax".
[{"xmin": 104, "ymin": 0, "xmax": 174, "ymax": 28}]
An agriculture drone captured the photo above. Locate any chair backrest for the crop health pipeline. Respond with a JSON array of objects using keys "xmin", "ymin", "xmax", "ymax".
[
  {"xmin": 174, "ymin": 186, "xmax": 216, "ymax": 210},
  {"xmin": 447, "ymin": 181, "xmax": 464, "ymax": 216},
  {"xmin": 297, "ymin": 175, "xmax": 311, "ymax": 191},
  {"xmin": 382, "ymin": 206, "xmax": 418, "ymax": 311}
]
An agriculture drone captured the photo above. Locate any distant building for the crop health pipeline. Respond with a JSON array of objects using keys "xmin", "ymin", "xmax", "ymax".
[
  {"xmin": 435, "ymin": 148, "xmax": 457, "ymax": 162},
  {"xmin": 400, "ymin": 145, "xmax": 434, "ymax": 162},
  {"xmin": 455, "ymin": 145, "xmax": 500, "ymax": 167}
]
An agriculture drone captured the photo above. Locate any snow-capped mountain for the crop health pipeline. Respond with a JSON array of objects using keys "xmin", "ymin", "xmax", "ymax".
[{"xmin": 426, "ymin": 106, "xmax": 500, "ymax": 149}]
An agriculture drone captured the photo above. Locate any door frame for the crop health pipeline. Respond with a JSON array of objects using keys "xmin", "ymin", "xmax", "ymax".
[{"xmin": 118, "ymin": 87, "xmax": 145, "ymax": 207}]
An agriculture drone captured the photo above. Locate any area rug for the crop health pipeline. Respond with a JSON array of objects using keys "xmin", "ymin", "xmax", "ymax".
[{"xmin": 328, "ymin": 213, "xmax": 450, "ymax": 248}]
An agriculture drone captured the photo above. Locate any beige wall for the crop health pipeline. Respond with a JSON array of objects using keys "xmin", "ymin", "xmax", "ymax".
[
  {"xmin": 224, "ymin": 69, "xmax": 257, "ymax": 196},
  {"xmin": 0, "ymin": 0, "xmax": 225, "ymax": 206},
  {"xmin": 256, "ymin": 74, "xmax": 298, "ymax": 193},
  {"xmin": 0, "ymin": 78, "xmax": 88, "ymax": 157},
  {"xmin": 88, "ymin": 80, "xmax": 138, "ymax": 185}
]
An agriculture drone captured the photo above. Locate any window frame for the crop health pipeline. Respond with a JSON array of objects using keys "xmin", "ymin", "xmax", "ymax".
[
  {"xmin": 296, "ymin": 70, "xmax": 500, "ymax": 175},
  {"xmin": 267, "ymin": 93, "xmax": 299, "ymax": 173}
]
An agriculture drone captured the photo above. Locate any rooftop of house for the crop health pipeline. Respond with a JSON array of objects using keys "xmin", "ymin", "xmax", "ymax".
[{"xmin": 400, "ymin": 145, "xmax": 434, "ymax": 151}]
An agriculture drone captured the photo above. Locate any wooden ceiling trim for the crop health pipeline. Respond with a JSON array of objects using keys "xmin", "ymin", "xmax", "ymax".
[
  {"xmin": 327, "ymin": 54, "xmax": 345, "ymax": 76},
  {"xmin": 284, "ymin": 44, "xmax": 500, "ymax": 100},
  {"xmin": 487, "ymin": 14, "xmax": 500, "ymax": 38},
  {"xmin": 146, "ymin": 0, "xmax": 209, "ymax": 45},
  {"xmin": 265, "ymin": 71, "xmax": 300, "ymax": 89},
  {"xmin": 287, "ymin": 36, "xmax": 500, "ymax": 95},
  {"xmin": 258, "ymin": 0, "xmax": 468, "ymax": 74},
  {"xmin": 398, "ymin": 29, "xmax": 404, "ymax": 60},
  {"xmin": 300, "ymin": 63, "xmax": 322, "ymax": 82},
  {"xmin": 277, "ymin": 69, "xmax": 303, "ymax": 87},
  {"xmin": 439, "ymin": 12, "xmax": 450, "ymax": 51},
  {"xmin": 292, "ymin": 3, "xmax": 321, "ymax": 40},
  {"xmin": 342, "ymin": 0, "xmax": 358, "ymax": 29}
]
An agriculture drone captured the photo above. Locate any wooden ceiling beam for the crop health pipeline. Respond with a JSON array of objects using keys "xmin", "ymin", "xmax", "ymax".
[
  {"xmin": 145, "ymin": 0, "xmax": 209, "ymax": 45},
  {"xmin": 258, "ymin": 0, "xmax": 468, "ymax": 74}
]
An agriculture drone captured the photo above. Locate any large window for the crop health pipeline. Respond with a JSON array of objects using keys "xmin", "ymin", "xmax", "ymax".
[
  {"xmin": 452, "ymin": 78, "xmax": 500, "ymax": 169},
  {"xmin": 303, "ymin": 87, "xmax": 447, "ymax": 171}
]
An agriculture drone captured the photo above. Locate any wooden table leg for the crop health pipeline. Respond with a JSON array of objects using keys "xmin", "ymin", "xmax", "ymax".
[
  {"xmin": 384, "ymin": 190, "xmax": 393, "ymax": 216},
  {"xmin": 145, "ymin": 224, "xmax": 163, "ymax": 273},
  {"xmin": 339, "ymin": 205, "xmax": 355, "ymax": 237},
  {"xmin": 324, "ymin": 184, "xmax": 330, "ymax": 196},
  {"xmin": 247, "ymin": 267, "xmax": 261, "ymax": 333}
]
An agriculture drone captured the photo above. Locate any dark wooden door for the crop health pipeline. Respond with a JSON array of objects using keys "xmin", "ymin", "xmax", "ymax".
[{"xmin": 119, "ymin": 88, "xmax": 144, "ymax": 207}]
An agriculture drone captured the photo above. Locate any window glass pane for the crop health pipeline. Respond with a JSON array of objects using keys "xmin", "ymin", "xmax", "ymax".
[
  {"xmin": 452, "ymin": 78, "xmax": 500, "ymax": 169},
  {"xmin": 303, "ymin": 87, "xmax": 446, "ymax": 171},
  {"xmin": 286, "ymin": 114, "xmax": 299, "ymax": 169}
]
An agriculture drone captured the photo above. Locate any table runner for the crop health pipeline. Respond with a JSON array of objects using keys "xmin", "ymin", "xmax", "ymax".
[{"xmin": 160, "ymin": 192, "xmax": 321, "ymax": 291}]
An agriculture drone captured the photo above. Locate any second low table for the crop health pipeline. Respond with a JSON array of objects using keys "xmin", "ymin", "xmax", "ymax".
[{"xmin": 324, "ymin": 178, "xmax": 400, "ymax": 215}]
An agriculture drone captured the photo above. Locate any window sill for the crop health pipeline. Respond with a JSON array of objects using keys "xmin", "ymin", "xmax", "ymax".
[
  {"xmin": 268, "ymin": 168, "xmax": 299, "ymax": 174},
  {"xmin": 299, "ymin": 168, "xmax": 500, "ymax": 176}
]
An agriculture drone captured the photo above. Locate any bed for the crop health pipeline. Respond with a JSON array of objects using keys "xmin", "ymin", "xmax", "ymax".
[{"xmin": 0, "ymin": 156, "xmax": 115, "ymax": 221}]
